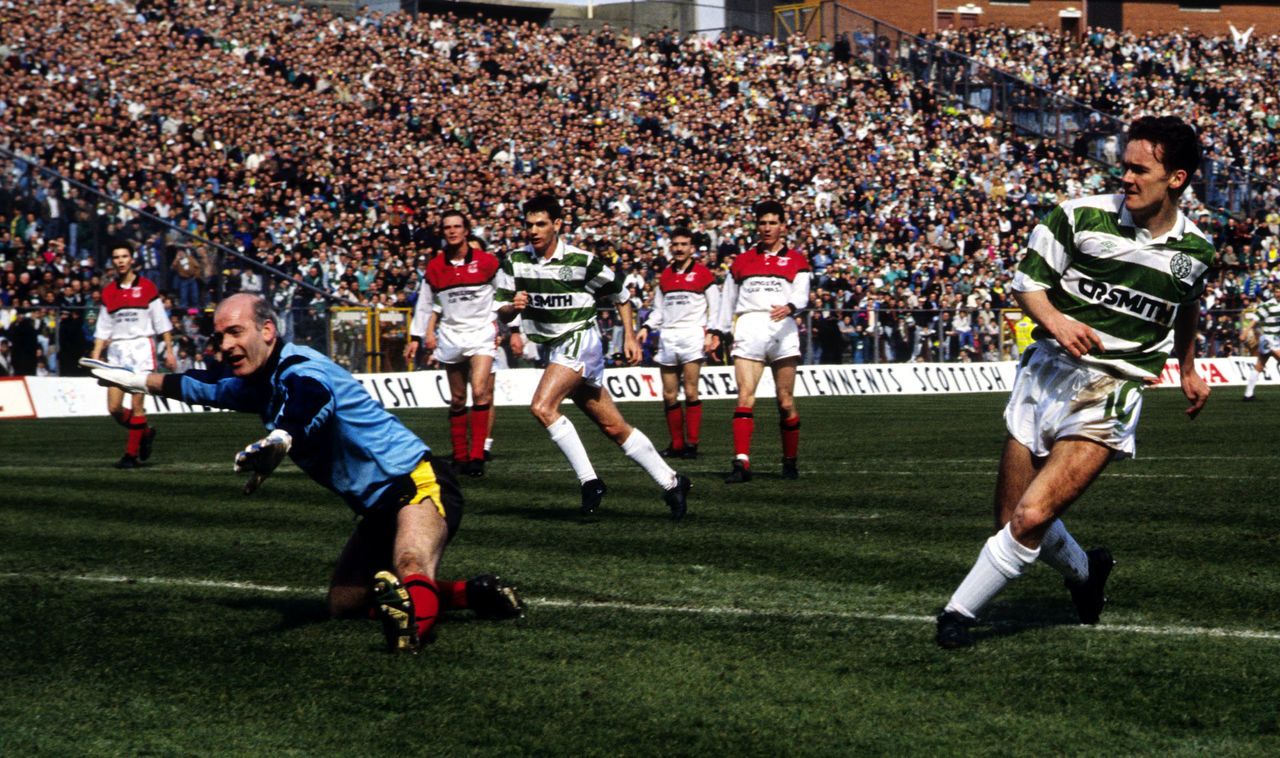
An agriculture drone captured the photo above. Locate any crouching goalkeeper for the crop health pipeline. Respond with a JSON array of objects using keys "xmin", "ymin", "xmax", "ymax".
[{"xmin": 81, "ymin": 293, "xmax": 522, "ymax": 653}]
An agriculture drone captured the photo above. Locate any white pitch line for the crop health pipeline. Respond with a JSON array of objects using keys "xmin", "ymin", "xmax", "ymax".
[{"xmin": 3, "ymin": 572, "xmax": 1277, "ymax": 643}]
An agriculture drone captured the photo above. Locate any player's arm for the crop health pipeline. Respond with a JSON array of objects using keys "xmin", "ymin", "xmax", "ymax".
[
  {"xmin": 771, "ymin": 269, "xmax": 811, "ymax": 322},
  {"xmin": 615, "ymin": 298, "xmax": 641, "ymax": 366},
  {"xmin": 406, "ymin": 280, "xmax": 433, "ymax": 362},
  {"xmin": 90, "ymin": 304, "xmax": 113, "ymax": 360},
  {"xmin": 713, "ymin": 271, "xmax": 738, "ymax": 334},
  {"xmin": 238, "ymin": 371, "xmax": 336, "ymax": 495},
  {"xmin": 148, "ymin": 296, "xmax": 178, "ymax": 371},
  {"xmin": 1013, "ymin": 289, "xmax": 1103, "ymax": 359},
  {"xmin": 1174, "ymin": 300, "xmax": 1209, "ymax": 419},
  {"xmin": 493, "ymin": 260, "xmax": 527, "ymax": 322},
  {"xmin": 637, "ymin": 285, "xmax": 663, "ymax": 342},
  {"xmin": 423, "ymin": 310, "xmax": 439, "ymax": 351}
]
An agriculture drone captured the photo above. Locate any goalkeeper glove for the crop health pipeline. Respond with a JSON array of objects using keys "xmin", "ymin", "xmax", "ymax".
[
  {"xmin": 79, "ymin": 357, "xmax": 152, "ymax": 394},
  {"xmin": 234, "ymin": 429, "xmax": 293, "ymax": 496}
]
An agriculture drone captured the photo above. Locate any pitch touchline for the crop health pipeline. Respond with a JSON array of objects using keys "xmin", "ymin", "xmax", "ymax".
[{"xmin": 6, "ymin": 572, "xmax": 1277, "ymax": 642}]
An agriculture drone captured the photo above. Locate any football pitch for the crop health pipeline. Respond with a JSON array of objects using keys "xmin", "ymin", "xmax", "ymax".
[{"xmin": 2, "ymin": 391, "xmax": 1277, "ymax": 755}]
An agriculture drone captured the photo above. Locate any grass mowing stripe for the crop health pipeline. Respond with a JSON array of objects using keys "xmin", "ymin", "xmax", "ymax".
[
  {"xmin": 9, "ymin": 571, "xmax": 1278, "ymax": 642},
  {"xmin": 0, "ymin": 462, "xmax": 1268, "ymax": 481}
]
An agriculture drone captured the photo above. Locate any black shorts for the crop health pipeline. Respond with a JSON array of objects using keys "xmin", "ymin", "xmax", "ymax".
[{"xmin": 358, "ymin": 455, "xmax": 464, "ymax": 546}]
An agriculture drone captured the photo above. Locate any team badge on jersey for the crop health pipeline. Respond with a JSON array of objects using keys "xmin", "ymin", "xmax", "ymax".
[
  {"xmin": 1169, "ymin": 253, "xmax": 1192, "ymax": 280},
  {"xmin": 558, "ymin": 265, "xmax": 574, "ymax": 282}
]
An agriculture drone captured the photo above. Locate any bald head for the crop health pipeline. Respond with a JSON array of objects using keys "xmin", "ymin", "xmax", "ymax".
[{"xmin": 214, "ymin": 293, "xmax": 280, "ymax": 377}]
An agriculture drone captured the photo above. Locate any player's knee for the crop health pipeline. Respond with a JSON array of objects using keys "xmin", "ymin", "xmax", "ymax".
[
  {"xmin": 530, "ymin": 402, "xmax": 556, "ymax": 426},
  {"xmin": 776, "ymin": 398, "xmax": 796, "ymax": 418},
  {"xmin": 662, "ymin": 390, "xmax": 679, "ymax": 405},
  {"xmin": 604, "ymin": 421, "xmax": 631, "ymax": 444},
  {"xmin": 108, "ymin": 408, "xmax": 131, "ymax": 426},
  {"xmin": 1009, "ymin": 505, "xmax": 1053, "ymax": 543}
]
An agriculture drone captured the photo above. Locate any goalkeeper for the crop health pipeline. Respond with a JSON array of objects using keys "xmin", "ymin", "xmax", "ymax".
[{"xmin": 81, "ymin": 293, "xmax": 521, "ymax": 653}]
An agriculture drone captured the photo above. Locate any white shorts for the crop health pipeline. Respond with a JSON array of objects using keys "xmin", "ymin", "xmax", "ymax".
[
  {"xmin": 434, "ymin": 323, "xmax": 497, "ymax": 365},
  {"xmin": 1260, "ymin": 333, "xmax": 1280, "ymax": 356},
  {"xmin": 1004, "ymin": 343, "xmax": 1144, "ymax": 460},
  {"xmin": 538, "ymin": 326, "xmax": 605, "ymax": 387},
  {"xmin": 655, "ymin": 327, "xmax": 706, "ymax": 367},
  {"xmin": 106, "ymin": 337, "xmax": 157, "ymax": 376},
  {"xmin": 731, "ymin": 311, "xmax": 801, "ymax": 363}
]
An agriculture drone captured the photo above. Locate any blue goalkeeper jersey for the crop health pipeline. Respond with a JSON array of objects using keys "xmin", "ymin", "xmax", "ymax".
[{"xmin": 167, "ymin": 342, "xmax": 428, "ymax": 513}]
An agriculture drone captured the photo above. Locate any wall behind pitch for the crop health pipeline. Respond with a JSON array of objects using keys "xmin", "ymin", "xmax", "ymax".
[{"xmin": 7, "ymin": 357, "xmax": 1275, "ymax": 419}]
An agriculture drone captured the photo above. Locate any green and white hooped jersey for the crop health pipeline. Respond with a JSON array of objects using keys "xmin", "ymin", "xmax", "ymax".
[
  {"xmin": 1256, "ymin": 298, "xmax": 1280, "ymax": 337},
  {"xmin": 494, "ymin": 239, "xmax": 627, "ymax": 345},
  {"xmin": 1014, "ymin": 193, "xmax": 1216, "ymax": 380}
]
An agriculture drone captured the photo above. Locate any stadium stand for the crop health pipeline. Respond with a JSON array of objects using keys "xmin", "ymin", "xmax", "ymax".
[{"xmin": 1, "ymin": 1, "xmax": 1277, "ymax": 372}]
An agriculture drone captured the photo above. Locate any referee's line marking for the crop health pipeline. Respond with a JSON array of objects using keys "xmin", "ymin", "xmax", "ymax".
[{"xmin": 3, "ymin": 572, "xmax": 1277, "ymax": 642}]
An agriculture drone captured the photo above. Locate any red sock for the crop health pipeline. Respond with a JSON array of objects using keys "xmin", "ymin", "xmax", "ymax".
[
  {"xmin": 126, "ymin": 412, "xmax": 148, "ymax": 456},
  {"xmin": 664, "ymin": 403, "xmax": 685, "ymax": 450},
  {"xmin": 684, "ymin": 400, "xmax": 703, "ymax": 445},
  {"xmin": 440, "ymin": 579, "xmax": 468, "ymax": 610},
  {"xmin": 448, "ymin": 409, "xmax": 469, "ymax": 462},
  {"xmin": 402, "ymin": 573, "xmax": 441, "ymax": 640},
  {"xmin": 469, "ymin": 405, "xmax": 490, "ymax": 462},
  {"xmin": 732, "ymin": 406, "xmax": 754, "ymax": 462},
  {"xmin": 781, "ymin": 415, "xmax": 800, "ymax": 459}
]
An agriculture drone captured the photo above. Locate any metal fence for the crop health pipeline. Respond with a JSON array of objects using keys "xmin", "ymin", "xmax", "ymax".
[
  {"xmin": 0, "ymin": 146, "xmax": 337, "ymax": 315},
  {"xmin": 4, "ymin": 304, "xmax": 1253, "ymax": 377}
]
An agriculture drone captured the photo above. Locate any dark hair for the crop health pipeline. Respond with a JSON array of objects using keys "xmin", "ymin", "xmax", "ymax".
[
  {"xmin": 522, "ymin": 194, "xmax": 563, "ymax": 221},
  {"xmin": 1127, "ymin": 116, "xmax": 1201, "ymax": 185},
  {"xmin": 753, "ymin": 199, "xmax": 786, "ymax": 222},
  {"xmin": 670, "ymin": 226, "xmax": 693, "ymax": 241},
  {"xmin": 440, "ymin": 210, "xmax": 470, "ymax": 229}
]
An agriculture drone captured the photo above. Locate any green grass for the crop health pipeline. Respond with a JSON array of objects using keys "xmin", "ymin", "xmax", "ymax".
[{"xmin": 2, "ymin": 390, "xmax": 1278, "ymax": 755}]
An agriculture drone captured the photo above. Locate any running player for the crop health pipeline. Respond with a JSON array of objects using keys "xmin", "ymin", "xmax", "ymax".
[
  {"xmin": 1243, "ymin": 290, "xmax": 1280, "ymax": 401},
  {"xmin": 935, "ymin": 116, "xmax": 1214, "ymax": 648},
  {"xmin": 494, "ymin": 194, "xmax": 692, "ymax": 520}
]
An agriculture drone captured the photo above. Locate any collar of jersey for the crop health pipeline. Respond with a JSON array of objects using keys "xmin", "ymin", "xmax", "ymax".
[
  {"xmin": 534, "ymin": 238, "xmax": 569, "ymax": 263},
  {"xmin": 1118, "ymin": 205, "xmax": 1188, "ymax": 246}
]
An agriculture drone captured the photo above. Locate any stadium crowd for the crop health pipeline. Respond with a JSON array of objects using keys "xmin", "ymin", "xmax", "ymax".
[{"xmin": 1, "ymin": 0, "xmax": 1278, "ymax": 374}]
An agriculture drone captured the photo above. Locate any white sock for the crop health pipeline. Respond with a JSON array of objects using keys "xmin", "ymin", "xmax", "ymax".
[
  {"xmin": 1245, "ymin": 365, "xmax": 1260, "ymax": 398},
  {"xmin": 547, "ymin": 415, "xmax": 597, "ymax": 484},
  {"xmin": 620, "ymin": 427, "xmax": 679, "ymax": 490},
  {"xmin": 945, "ymin": 523, "xmax": 1041, "ymax": 620},
  {"xmin": 1038, "ymin": 519, "xmax": 1089, "ymax": 585},
  {"xmin": 484, "ymin": 437, "xmax": 494, "ymax": 452}
]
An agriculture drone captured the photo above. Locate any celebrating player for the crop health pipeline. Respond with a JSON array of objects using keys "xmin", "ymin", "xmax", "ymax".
[
  {"xmin": 1242, "ymin": 290, "xmax": 1280, "ymax": 401},
  {"xmin": 935, "ymin": 116, "xmax": 1214, "ymax": 649},
  {"xmin": 637, "ymin": 227, "xmax": 719, "ymax": 458},
  {"xmin": 495, "ymin": 194, "xmax": 692, "ymax": 519},
  {"xmin": 89, "ymin": 245, "xmax": 177, "ymax": 469},
  {"xmin": 82, "ymin": 293, "xmax": 522, "ymax": 653},
  {"xmin": 713, "ymin": 200, "xmax": 811, "ymax": 483}
]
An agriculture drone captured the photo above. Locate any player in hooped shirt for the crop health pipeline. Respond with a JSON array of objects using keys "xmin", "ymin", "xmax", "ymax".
[
  {"xmin": 419, "ymin": 211, "xmax": 506, "ymax": 477},
  {"xmin": 712, "ymin": 200, "xmax": 811, "ymax": 483},
  {"xmin": 637, "ymin": 228, "xmax": 719, "ymax": 458},
  {"xmin": 90, "ymin": 245, "xmax": 177, "ymax": 468}
]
